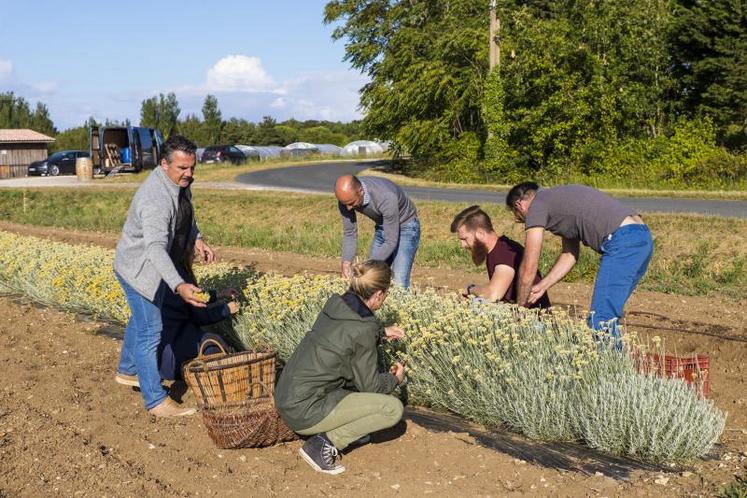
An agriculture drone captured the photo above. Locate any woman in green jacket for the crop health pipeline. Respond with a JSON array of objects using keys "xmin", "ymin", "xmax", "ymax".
[{"xmin": 275, "ymin": 260, "xmax": 407, "ymax": 475}]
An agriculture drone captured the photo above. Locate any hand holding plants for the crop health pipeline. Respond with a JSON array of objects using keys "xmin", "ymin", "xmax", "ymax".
[
  {"xmin": 176, "ymin": 282, "xmax": 207, "ymax": 308},
  {"xmin": 392, "ymin": 361, "xmax": 406, "ymax": 384},
  {"xmin": 527, "ymin": 282, "xmax": 548, "ymax": 305},
  {"xmin": 384, "ymin": 325, "xmax": 405, "ymax": 340},
  {"xmin": 227, "ymin": 301, "xmax": 240, "ymax": 314}
]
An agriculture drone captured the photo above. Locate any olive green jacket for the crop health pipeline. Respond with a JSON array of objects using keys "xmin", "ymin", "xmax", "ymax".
[{"xmin": 274, "ymin": 292, "xmax": 399, "ymax": 431}]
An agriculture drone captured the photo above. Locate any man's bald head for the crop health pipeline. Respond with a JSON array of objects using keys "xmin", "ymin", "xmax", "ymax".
[{"xmin": 335, "ymin": 175, "xmax": 364, "ymax": 210}]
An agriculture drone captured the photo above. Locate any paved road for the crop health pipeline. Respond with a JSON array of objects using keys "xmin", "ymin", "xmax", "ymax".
[{"xmin": 236, "ymin": 161, "xmax": 747, "ymax": 218}]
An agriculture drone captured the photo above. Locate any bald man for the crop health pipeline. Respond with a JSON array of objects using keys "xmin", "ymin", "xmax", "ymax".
[{"xmin": 335, "ymin": 175, "xmax": 420, "ymax": 288}]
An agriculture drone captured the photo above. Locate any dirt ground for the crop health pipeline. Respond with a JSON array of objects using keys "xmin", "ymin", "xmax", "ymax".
[{"xmin": 0, "ymin": 221, "xmax": 745, "ymax": 497}]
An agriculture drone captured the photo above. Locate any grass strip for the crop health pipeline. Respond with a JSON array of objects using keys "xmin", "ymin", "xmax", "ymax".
[{"xmin": 0, "ymin": 188, "xmax": 744, "ymax": 298}]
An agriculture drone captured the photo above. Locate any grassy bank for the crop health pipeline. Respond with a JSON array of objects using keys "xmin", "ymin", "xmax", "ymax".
[{"xmin": 0, "ymin": 188, "xmax": 745, "ymax": 299}]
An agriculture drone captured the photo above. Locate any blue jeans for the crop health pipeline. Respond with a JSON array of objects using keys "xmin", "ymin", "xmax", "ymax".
[
  {"xmin": 116, "ymin": 273, "xmax": 169, "ymax": 410},
  {"xmin": 588, "ymin": 224, "xmax": 654, "ymax": 344},
  {"xmin": 369, "ymin": 218, "xmax": 421, "ymax": 288}
]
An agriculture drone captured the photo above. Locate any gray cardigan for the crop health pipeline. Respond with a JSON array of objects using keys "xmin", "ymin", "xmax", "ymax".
[
  {"xmin": 113, "ymin": 167, "xmax": 199, "ymax": 300},
  {"xmin": 339, "ymin": 176, "xmax": 417, "ymax": 262}
]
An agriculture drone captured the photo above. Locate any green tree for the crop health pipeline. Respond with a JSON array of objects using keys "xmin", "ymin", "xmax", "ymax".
[
  {"xmin": 50, "ymin": 125, "xmax": 88, "ymax": 153},
  {"xmin": 140, "ymin": 96, "xmax": 158, "ymax": 129},
  {"xmin": 30, "ymin": 102, "xmax": 57, "ymax": 136},
  {"xmin": 0, "ymin": 92, "xmax": 34, "ymax": 129},
  {"xmin": 255, "ymin": 116, "xmax": 284, "ymax": 145},
  {"xmin": 671, "ymin": 0, "xmax": 747, "ymax": 149},
  {"xmin": 325, "ymin": 0, "xmax": 487, "ymax": 160},
  {"xmin": 298, "ymin": 125, "xmax": 349, "ymax": 145},
  {"xmin": 222, "ymin": 118, "xmax": 257, "ymax": 145},
  {"xmin": 325, "ymin": 0, "xmax": 679, "ymax": 176},
  {"xmin": 273, "ymin": 125, "xmax": 300, "ymax": 145},
  {"xmin": 157, "ymin": 92, "xmax": 180, "ymax": 138},
  {"xmin": 202, "ymin": 94, "xmax": 223, "ymax": 145},
  {"xmin": 140, "ymin": 93, "xmax": 181, "ymax": 138},
  {"xmin": 176, "ymin": 114, "xmax": 204, "ymax": 146}
]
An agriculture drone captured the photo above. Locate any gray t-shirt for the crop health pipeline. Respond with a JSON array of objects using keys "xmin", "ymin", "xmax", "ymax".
[{"xmin": 524, "ymin": 185, "xmax": 635, "ymax": 253}]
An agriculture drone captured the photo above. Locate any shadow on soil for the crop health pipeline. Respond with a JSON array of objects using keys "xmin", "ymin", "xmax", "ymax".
[{"xmin": 404, "ymin": 407, "xmax": 663, "ymax": 481}]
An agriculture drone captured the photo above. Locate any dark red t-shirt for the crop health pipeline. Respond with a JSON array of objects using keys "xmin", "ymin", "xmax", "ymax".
[{"xmin": 486, "ymin": 236, "xmax": 551, "ymax": 309}]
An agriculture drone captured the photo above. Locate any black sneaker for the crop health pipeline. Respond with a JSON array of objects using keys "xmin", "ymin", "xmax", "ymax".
[{"xmin": 299, "ymin": 434, "xmax": 345, "ymax": 475}]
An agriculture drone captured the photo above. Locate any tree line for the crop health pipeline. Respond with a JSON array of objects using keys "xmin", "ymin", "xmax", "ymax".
[
  {"xmin": 138, "ymin": 93, "xmax": 362, "ymax": 147},
  {"xmin": 324, "ymin": 0, "xmax": 747, "ymax": 187},
  {"xmin": 52, "ymin": 92, "xmax": 361, "ymax": 153},
  {"xmin": 0, "ymin": 92, "xmax": 57, "ymax": 137},
  {"xmin": 3, "ymin": 90, "xmax": 361, "ymax": 154}
]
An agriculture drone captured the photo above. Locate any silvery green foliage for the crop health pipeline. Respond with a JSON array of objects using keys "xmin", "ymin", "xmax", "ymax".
[
  {"xmin": 571, "ymin": 354, "xmax": 726, "ymax": 462},
  {"xmin": 232, "ymin": 280, "xmax": 726, "ymax": 463}
]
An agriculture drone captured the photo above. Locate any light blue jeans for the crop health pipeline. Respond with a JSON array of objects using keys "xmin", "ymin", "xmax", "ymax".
[
  {"xmin": 370, "ymin": 218, "xmax": 421, "ymax": 288},
  {"xmin": 588, "ymin": 224, "xmax": 654, "ymax": 345},
  {"xmin": 116, "ymin": 273, "xmax": 169, "ymax": 410}
]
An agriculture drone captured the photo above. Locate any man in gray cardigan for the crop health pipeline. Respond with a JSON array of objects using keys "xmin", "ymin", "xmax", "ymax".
[
  {"xmin": 335, "ymin": 175, "xmax": 420, "ymax": 288},
  {"xmin": 113, "ymin": 135, "xmax": 214, "ymax": 417}
]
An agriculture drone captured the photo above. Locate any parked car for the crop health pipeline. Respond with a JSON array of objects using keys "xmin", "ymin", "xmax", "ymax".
[
  {"xmin": 89, "ymin": 125, "xmax": 163, "ymax": 174},
  {"xmin": 201, "ymin": 145, "xmax": 246, "ymax": 165},
  {"xmin": 27, "ymin": 150, "xmax": 90, "ymax": 176}
]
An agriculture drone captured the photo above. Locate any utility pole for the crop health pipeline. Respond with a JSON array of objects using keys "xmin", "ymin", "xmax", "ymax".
[{"xmin": 489, "ymin": 0, "xmax": 501, "ymax": 71}]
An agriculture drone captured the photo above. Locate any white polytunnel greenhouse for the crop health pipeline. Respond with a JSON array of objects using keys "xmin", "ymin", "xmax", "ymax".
[
  {"xmin": 342, "ymin": 140, "xmax": 386, "ymax": 156},
  {"xmin": 235, "ymin": 145, "xmax": 261, "ymax": 161},
  {"xmin": 250, "ymin": 145, "xmax": 283, "ymax": 160},
  {"xmin": 314, "ymin": 143, "xmax": 343, "ymax": 156},
  {"xmin": 376, "ymin": 140, "xmax": 392, "ymax": 152},
  {"xmin": 281, "ymin": 142, "xmax": 320, "ymax": 158}
]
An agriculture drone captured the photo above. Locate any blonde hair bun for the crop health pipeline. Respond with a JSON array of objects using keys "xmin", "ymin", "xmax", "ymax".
[{"xmin": 349, "ymin": 260, "xmax": 392, "ymax": 299}]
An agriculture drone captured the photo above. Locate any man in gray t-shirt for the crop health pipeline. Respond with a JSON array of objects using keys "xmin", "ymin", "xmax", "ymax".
[{"xmin": 507, "ymin": 182, "xmax": 654, "ymax": 343}]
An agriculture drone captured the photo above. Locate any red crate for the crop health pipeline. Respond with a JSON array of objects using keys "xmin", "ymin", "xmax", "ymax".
[{"xmin": 634, "ymin": 353, "xmax": 710, "ymax": 397}]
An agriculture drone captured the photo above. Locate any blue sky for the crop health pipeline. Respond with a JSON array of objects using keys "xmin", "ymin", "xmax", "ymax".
[{"xmin": 0, "ymin": 0, "xmax": 367, "ymax": 129}]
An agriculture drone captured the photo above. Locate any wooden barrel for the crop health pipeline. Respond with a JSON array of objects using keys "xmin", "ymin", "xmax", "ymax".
[{"xmin": 75, "ymin": 157, "xmax": 93, "ymax": 181}]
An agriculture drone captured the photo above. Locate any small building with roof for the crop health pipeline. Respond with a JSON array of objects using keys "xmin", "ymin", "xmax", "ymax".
[{"xmin": 0, "ymin": 129, "xmax": 55, "ymax": 178}]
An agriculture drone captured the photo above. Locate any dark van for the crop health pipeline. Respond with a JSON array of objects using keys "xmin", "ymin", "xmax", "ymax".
[{"xmin": 90, "ymin": 126, "xmax": 163, "ymax": 174}]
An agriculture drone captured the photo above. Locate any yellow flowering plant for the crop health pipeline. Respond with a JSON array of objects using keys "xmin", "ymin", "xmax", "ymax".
[{"xmin": 0, "ymin": 231, "xmax": 725, "ymax": 464}]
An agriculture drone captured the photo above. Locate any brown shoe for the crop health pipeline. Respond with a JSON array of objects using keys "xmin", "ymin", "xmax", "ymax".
[
  {"xmin": 115, "ymin": 372, "xmax": 140, "ymax": 388},
  {"xmin": 148, "ymin": 397, "xmax": 196, "ymax": 417}
]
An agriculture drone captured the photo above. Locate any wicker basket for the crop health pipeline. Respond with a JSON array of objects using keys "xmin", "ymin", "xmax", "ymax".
[
  {"xmin": 201, "ymin": 382, "xmax": 299, "ymax": 448},
  {"xmin": 183, "ymin": 339, "xmax": 277, "ymax": 407}
]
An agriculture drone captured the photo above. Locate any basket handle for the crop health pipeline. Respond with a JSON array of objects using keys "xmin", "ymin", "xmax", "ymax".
[
  {"xmin": 198, "ymin": 338, "xmax": 227, "ymax": 359},
  {"xmin": 247, "ymin": 380, "xmax": 275, "ymax": 403}
]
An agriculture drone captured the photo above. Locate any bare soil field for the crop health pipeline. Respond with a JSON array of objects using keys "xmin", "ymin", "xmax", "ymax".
[{"xmin": 0, "ymin": 221, "xmax": 745, "ymax": 497}]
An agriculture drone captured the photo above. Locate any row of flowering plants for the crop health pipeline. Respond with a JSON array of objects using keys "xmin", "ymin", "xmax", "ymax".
[{"xmin": 0, "ymin": 231, "xmax": 726, "ymax": 463}]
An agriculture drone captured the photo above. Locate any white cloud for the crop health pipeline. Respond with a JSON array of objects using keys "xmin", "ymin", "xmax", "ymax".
[
  {"xmin": 276, "ymin": 70, "xmax": 369, "ymax": 121},
  {"xmin": 0, "ymin": 59, "xmax": 12, "ymax": 82},
  {"xmin": 31, "ymin": 81, "xmax": 58, "ymax": 94},
  {"xmin": 205, "ymin": 55, "xmax": 277, "ymax": 93},
  {"xmin": 174, "ymin": 56, "xmax": 368, "ymax": 123},
  {"xmin": 5, "ymin": 53, "xmax": 369, "ymax": 129}
]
